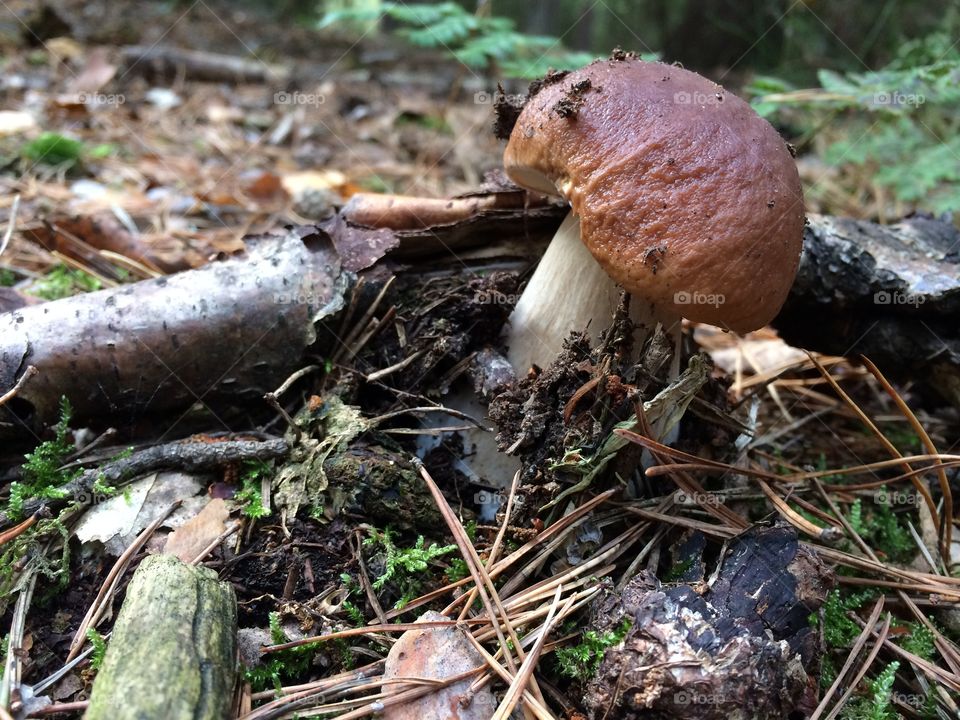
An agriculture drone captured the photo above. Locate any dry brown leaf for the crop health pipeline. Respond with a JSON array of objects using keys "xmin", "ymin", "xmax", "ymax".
[
  {"xmin": 66, "ymin": 47, "xmax": 118, "ymax": 96},
  {"xmin": 162, "ymin": 498, "xmax": 230, "ymax": 563}
]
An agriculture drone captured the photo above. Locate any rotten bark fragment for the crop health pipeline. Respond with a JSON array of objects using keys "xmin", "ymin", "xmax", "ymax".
[
  {"xmin": 341, "ymin": 185, "xmax": 564, "ymax": 259},
  {"xmin": 584, "ymin": 525, "xmax": 833, "ymax": 720},
  {"xmin": 85, "ymin": 554, "xmax": 237, "ymax": 720},
  {"xmin": 0, "ymin": 228, "xmax": 350, "ymax": 435}
]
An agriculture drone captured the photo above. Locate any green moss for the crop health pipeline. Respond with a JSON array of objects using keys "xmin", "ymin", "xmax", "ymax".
[
  {"xmin": 9, "ymin": 397, "xmax": 78, "ymax": 520},
  {"xmin": 363, "ymin": 527, "xmax": 456, "ymax": 610},
  {"xmin": 28, "ymin": 265, "xmax": 102, "ymax": 300},
  {"xmin": 840, "ymin": 661, "xmax": 900, "ymax": 720},
  {"xmin": 21, "ymin": 132, "xmax": 84, "ymax": 168},
  {"xmin": 555, "ymin": 619, "xmax": 632, "ymax": 683}
]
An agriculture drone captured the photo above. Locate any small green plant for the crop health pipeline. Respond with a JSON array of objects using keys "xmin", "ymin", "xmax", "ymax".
[
  {"xmin": 819, "ymin": 589, "xmax": 874, "ymax": 649},
  {"xmin": 86, "ymin": 628, "xmax": 108, "ymax": 671},
  {"xmin": 840, "ymin": 661, "xmax": 900, "ymax": 720},
  {"xmin": 21, "ymin": 132, "xmax": 85, "ymax": 168},
  {"xmin": 235, "ymin": 461, "xmax": 271, "ymax": 519},
  {"xmin": 28, "ymin": 265, "xmax": 102, "ymax": 300},
  {"xmin": 901, "ymin": 621, "xmax": 936, "ymax": 661},
  {"xmin": 0, "ymin": 268, "xmax": 15, "ymax": 287},
  {"xmin": 363, "ymin": 528, "xmax": 456, "ymax": 610},
  {"xmin": 847, "ymin": 496, "xmax": 914, "ymax": 563},
  {"xmin": 445, "ymin": 557, "xmax": 470, "ymax": 582},
  {"xmin": 339, "ymin": 573, "xmax": 366, "ymax": 626},
  {"xmin": 243, "ymin": 612, "xmax": 320, "ymax": 693},
  {"xmin": 8, "ymin": 398, "xmax": 78, "ymax": 520},
  {"xmin": 319, "ymin": 2, "xmax": 596, "ymax": 79},
  {"xmin": 555, "ymin": 618, "xmax": 631, "ymax": 683}
]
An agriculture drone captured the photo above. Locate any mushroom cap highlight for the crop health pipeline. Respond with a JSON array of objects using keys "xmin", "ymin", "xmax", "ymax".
[{"xmin": 503, "ymin": 57, "xmax": 805, "ymax": 333}]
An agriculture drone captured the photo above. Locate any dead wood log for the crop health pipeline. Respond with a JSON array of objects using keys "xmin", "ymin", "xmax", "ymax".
[
  {"xmin": 120, "ymin": 45, "xmax": 289, "ymax": 85},
  {"xmin": 778, "ymin": 213, "xmax": 960, "ymax": 405},
  {"xmin": 85, "ymin": 554, "xmax": 237, "ymax": 720},
  {"xmin": 0, "ymin": 228, "xmax": 352, "ymax": 435}
]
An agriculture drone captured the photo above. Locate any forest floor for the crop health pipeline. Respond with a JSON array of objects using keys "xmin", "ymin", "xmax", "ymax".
[{"xmin": 0, "ymin": 2, "xmax": 958, "ymax": 719}]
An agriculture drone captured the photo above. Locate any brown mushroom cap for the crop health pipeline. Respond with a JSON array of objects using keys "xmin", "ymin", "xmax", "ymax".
[{"xmin": 503, "ymin": 58, "xmax": 805, "ymax": 333}]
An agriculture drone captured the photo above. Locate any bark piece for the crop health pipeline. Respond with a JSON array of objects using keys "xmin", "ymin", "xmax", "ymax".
[
  {"xmin": 382, "ymin": 610, "xmax": 493, "ymax": 720},
  {"xmin": 85, "ymin": 554, "xmax": 237, "ymax": 720},
  {"xmin": 584, "ymin": 525, "xmax": 832, "ymax": 720}
]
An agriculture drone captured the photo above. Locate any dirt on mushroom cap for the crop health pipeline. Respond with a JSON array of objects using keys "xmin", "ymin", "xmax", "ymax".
[{"xmin": 503, "ymin": 57, "xmax": 805, "ymax": 333}]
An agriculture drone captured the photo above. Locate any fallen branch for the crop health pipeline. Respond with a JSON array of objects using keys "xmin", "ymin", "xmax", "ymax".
[{"xmin": 0, "ymin": 438, "xmax": 288, "ymax": 529}]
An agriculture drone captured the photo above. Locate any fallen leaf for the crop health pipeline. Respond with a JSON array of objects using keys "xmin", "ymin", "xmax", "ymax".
[
  {"xmin": 66, "ymin": 47, "xmax": 117, "ymax": 96},
  {"xmin": 163, "ymin": 498, "xmax": 230, "ymax": 563},
  {"xmin": 73, "ymin": 480, "xmax": 152, "ymax": 545},
  {"xmin": 382, "ymin": 610, "xmax": 494, "ymax": 720}
]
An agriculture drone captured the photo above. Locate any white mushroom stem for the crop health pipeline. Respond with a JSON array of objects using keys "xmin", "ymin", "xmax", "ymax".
[{"xmin": 506, "ymin": 210, "xmax": 681, "ymax": 374}]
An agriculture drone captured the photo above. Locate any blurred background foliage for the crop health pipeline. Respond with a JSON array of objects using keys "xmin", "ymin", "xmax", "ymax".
[{"xmin": 260, "ymin": 0, "xmax": 960, "ymax": 218}]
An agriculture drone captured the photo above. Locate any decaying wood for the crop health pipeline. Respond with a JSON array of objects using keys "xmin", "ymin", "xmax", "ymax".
[
  {"xmin": 0, "ymin": 437, "xmax": 287, "ymax": 529},
  {"xmin": 85, "ymin": 554, "xmax": 237, "ymax": 720},
  {"xmin": 584, "ymin": 525, "xmax": 833, "ymax": 719},
  {"xmin": 0, "ymin": 229, "xmax": 350, "ymax": 434}
]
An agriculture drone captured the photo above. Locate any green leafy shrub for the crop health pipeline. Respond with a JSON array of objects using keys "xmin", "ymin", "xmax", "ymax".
[
  {"xmin": 319, "ymin": 2, "xmax": 597, "ymax": 78},
  {"xmin": 749, "ymin": 32, "xmax": 960, "ymax": 215}
]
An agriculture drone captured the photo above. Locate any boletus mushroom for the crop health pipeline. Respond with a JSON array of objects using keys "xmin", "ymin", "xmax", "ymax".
[{"xmin": 502, "ymin": 56, "xmax": 805, "ymax": 373}]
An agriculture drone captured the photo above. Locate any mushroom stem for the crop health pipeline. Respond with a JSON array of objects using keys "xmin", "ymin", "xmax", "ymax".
[{"xmin": 506, "ymin": 211, "xmax": 676, "ymax": 373}]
